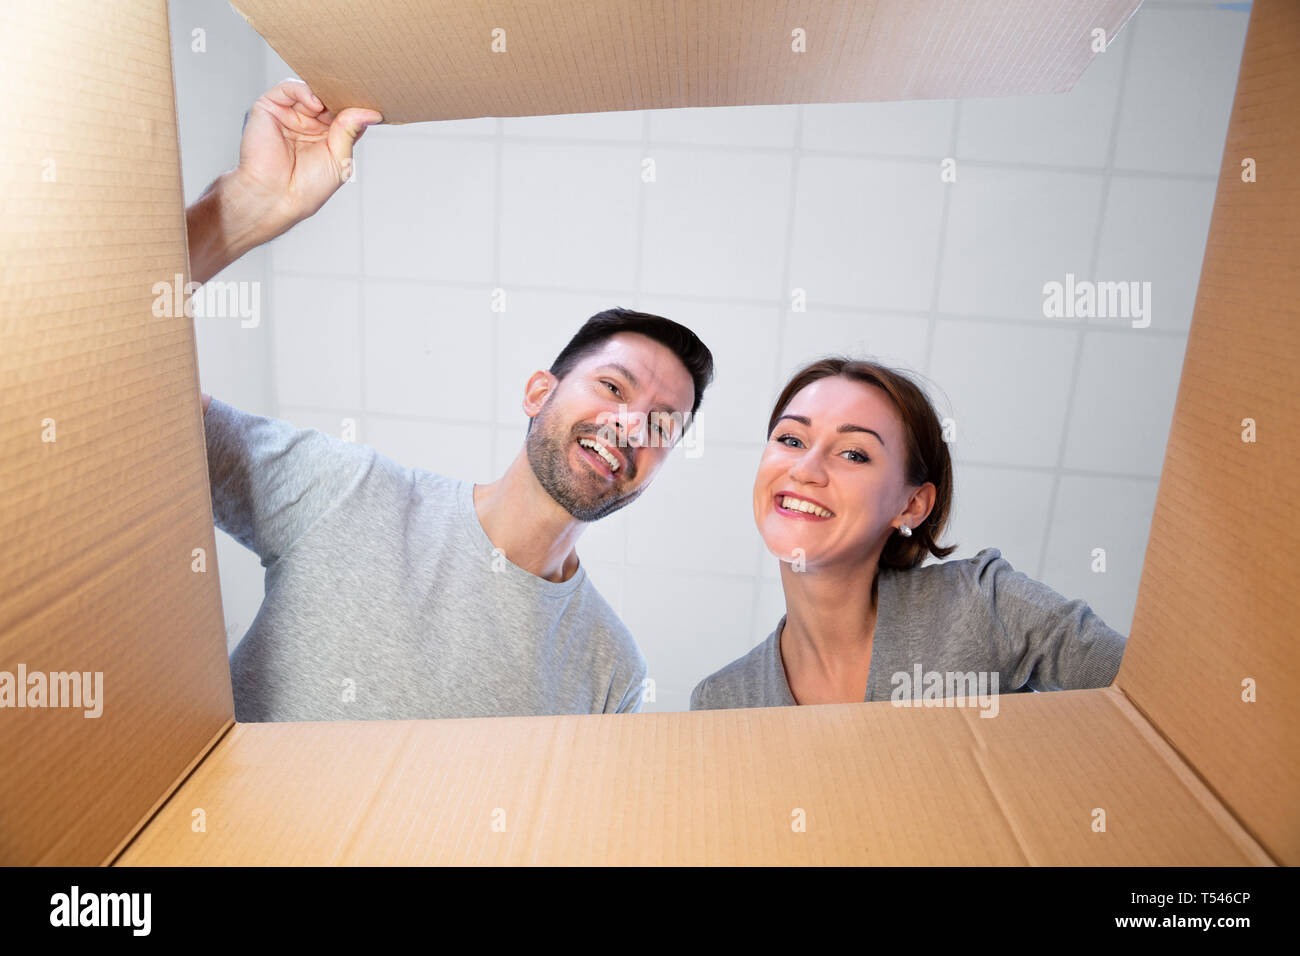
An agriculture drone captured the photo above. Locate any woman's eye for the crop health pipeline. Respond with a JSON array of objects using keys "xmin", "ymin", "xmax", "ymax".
[
  {"xmin": 775, "ymin": 434, "xmax": 802, "ymax": 448},
  {"xmin": 843, "ymin": 449, "xmax": 870, "ymax": 463}
]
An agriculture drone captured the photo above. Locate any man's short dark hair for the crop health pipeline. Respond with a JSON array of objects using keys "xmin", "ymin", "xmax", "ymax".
[{"xmin": 543, "ymin": 307, "xmax": 715, "ymax": 421}]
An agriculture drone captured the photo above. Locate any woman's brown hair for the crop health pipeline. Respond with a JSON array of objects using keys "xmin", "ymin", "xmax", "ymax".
[{"xmin": 766, "ymin": 356, "xmax": 957, "ymax": 571}]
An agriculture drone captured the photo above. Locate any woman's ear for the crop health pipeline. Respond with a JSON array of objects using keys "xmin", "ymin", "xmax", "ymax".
[{"xmin": 905, "ymin": 481, "xmax": 938, "ymax": 528}]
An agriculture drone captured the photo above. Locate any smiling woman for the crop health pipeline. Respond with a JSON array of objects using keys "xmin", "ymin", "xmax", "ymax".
[{"xmin": 690, "ymin": 356, "xmax": 1128, "ymax": 711}]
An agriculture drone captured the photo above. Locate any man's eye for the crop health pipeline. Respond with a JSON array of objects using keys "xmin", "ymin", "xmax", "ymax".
[{"xmin": 602, "ymin": 380, "xmax": 622, "ymax": 397}]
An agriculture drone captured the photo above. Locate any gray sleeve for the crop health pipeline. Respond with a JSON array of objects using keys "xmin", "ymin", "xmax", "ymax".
[
  {"xmin": 204, "ymin": 398, "xmax": 375, "ymax": 567},
  {"xmin": 611, "ymin": 656, "xmax": 650, "ymax": 714},
  {"xmin": 688, "ymin": 677, "xmax": 710, "ymax": 711},
  {"xmin": 969, "ymin": 549, "xmax": 1128, "ymax": 692}
]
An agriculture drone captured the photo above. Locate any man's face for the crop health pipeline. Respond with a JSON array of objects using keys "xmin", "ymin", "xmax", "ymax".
[{"xmin": 526, "ymin": 332, "xmax": 696, "ymax": 522}]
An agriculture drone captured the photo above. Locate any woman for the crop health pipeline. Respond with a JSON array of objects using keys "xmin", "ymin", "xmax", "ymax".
[{"xmin": 690, "ymin": 357, "xmax": 1127, "ymax": 711}]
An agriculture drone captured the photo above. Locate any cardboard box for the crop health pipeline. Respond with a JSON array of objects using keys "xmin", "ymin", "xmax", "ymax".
[
  {"xmin": 1, "ymin": 0, "xmax": 1294, "ymax": 866},
  {"xmin": 228, "ymin": 0, "xmax": 1146, "ymax": 124}
]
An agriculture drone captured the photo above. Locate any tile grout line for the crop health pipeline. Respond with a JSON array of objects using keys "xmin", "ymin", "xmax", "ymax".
[
  {"xmin": 491, "ymin": 117, "xmax": 504, "ymax": 478},
  {"xmin": 268, "ymin": 271, "xmax": 1193, "ymax": 338},
  {"xmin": 357, "ymin": 128, "xmax": 368, "ymax": 447},
  {"xmin": 751, "ymin": 103, "xmax": 806, "ymax": 646},
  {"xmin": 1033, "ymin": 15, "xmax": 1139, "ymax": 583},
  {"xmin": 920, "ymin": 99, "xmax": 959, "ymax": 557},
  {"xmin": 378, "ymin": 132, "xmax": 1217, "ymax": 183},
  {"xmin": 260, "ymin": 56, "xmax": 285, "ymax": 426},
  {"xmin": 923, "ymin": 100, "xmax": 962, "ymax": 381},
  {"xmin": 626, "ymin": 110, "xmax": 652, "ymax": 591}
]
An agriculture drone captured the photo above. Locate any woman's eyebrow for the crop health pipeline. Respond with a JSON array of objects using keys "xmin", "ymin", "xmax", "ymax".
[
  {"xmin": 773, "ymin": 413, "xmax": 885, "ymax": 448},
  {"xmin": 839, "ymin": 423, "xmax": 886, "ymax": 447}
]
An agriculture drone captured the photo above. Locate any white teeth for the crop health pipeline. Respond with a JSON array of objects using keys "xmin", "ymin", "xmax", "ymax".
[
  {"xmin": 781, "ymin": 495, "xmax": 832, "ymax": 518},
  {"xmin": 578, "ymin": 437, "xmax": 620, "ymax": 472}
]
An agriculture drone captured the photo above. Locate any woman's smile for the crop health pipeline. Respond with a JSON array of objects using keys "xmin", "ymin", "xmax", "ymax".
[{"xmin": 774, "ymin": 492, "xmax": 835, "ymax": 520}]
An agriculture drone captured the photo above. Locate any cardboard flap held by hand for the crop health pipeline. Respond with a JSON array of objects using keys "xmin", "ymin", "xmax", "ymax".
[{"xmin": 231, "ymin": 0, "xmax": 1143, "ymax": 124}]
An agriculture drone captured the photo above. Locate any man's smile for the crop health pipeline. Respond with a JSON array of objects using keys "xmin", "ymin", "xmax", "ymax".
[{"xmin": 576, "ymin": 435, "xmax": 624, "ymax": 479}]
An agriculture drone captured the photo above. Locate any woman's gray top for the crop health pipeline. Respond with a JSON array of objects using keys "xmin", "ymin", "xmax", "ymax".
[{"xmin": 690, "ymin": 548, "xmax": 1127, "ymax": 710}]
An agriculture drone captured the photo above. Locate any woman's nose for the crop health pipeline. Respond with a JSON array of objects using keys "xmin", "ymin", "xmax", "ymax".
[{"xmin": 788, "ymin": 447, "xmax": 827, "ymax": 483}]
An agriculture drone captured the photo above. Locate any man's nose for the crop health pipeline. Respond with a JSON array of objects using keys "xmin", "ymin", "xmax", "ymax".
[{"xmin": 619, "ymin": 411, "xmax": 650, "ymax": 448}]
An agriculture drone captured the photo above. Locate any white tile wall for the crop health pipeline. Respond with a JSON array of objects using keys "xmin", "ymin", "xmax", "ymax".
[
  {"xmin": 638, "ymin": 296, "xmax": 783, "ymax": 442},
  {"xmin": 271, "ymin": 276, "xmax": 362, "ymax": 409},
  {"xmin": 271, "ymin": 175, "xmax": 362, "ymax": 276},
  {"xmin": 928, "ymin": 320, "xmax": 1080, "ymax": 468},
  {"xmin": 494, "ymin": 290, "xmax": 638, "ymax": 426},
  {"xmin": 1093, "ymin": 175, "xmax": 1217, "ymax": 331},
  {"xmin": 617, "ymin": 568, "xmax": 761, "ymax": 712},
  {"xmin": 1063, "ymin": 332, "xmax": 1190, "ymax": 477},
  {"xmin": 492, "ymin": 422, "xmax": 529, "ymax": 480},
  {"xmin": 779, "ymin": 310, "xmax": 930, "ymax": 381},
  {"xmin": 938, "ymin": 167, "xmax": 1104, "ymax": 319},
  {"xmin": 405, "ymin": 116, "xmax": 498, "ymax": 137},
  {"xmin": 790, "ymin": 156, "xmax": 946, "ymax": 312},
  {"xmin": 365, "ymin": 417, "xmax": 496, "ymax": 484},
  {"xmin": 641, "ymin": 147, "xmax": 793, "ymax": 299},
  {"xmin": 1112, "ymin": 7, "xmax": 1249, "ymax": 175},
  {"xmin": 361, "ymin": 133, "xmax": 498, "ymax": 283},
  {"xmin": 580, "ymin": 562, "xmax": 626, "ymax": 621},
  {"xmin": 174, "ymin": 0, "xmax": 1249, "ymax": 705},
  {"xmin": 625, "ymin": 443, "xmax": 767, "ymax": 577},
  {"xmin": 504, "ymin": 109, "xmax": 643, "ymax": 142},
  {"xmin": 276, "ymin": 405, "xmax": 368, "ymax": 440},
  {"xmin": 361, "ymin": 281, "xmax": 496, "ymax": 420},
  {"xmin": 943, "ymin": 465, "xmax": 1058, "ymax": 575},
  {"xmin": 501, "ymin": 141, "xmax": 643, "ymax": 289},
  {"xmin": 650, "ymin": 104, "xmax": 800, "ymax": 149},
  {"xmin": 1041, "ymin": 475, "xmax": 1161, "ymax": 634},
  {"xmin": 802, "ymin": 98, "xmax": 955, "ymax": 156},
  {"xmin": 750, "ymin": 575, "xmax": 790, "ymax": 645},
  {"xmin": 956, "ymin": 27, "xmax": 1129, "ymax": 169}
]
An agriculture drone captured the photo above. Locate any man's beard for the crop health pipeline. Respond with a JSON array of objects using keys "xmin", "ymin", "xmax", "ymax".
[{"xmin": 526, "ymin": 405, "xmax": 642, "ymax": 522}]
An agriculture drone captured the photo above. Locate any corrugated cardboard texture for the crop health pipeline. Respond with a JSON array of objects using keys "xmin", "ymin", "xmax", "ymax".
[
  {"xmin": 0, "ymin": 1, "xmax": 234, "ymax": 864},
  {"xmin": 1114, "ymin": 0, "xmax": 1299, "ymax": 866},
  {"xmin": 231, "ymin": 0, "xmax": 1142, "ymax": 124},
  {"xmin": 116, "ymin": 689, "xmax": 1269, "ymax": 865},
  {"xmin": 8, "ymin": 0, "xmax": 1294, "ymax": 868}
]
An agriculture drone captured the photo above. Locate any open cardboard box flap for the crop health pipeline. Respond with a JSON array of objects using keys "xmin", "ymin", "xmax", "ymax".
[
  {"xmin": 229, "ymin": 0, "xmax": 1144, "ymax": 124},
  {"xmin": 112, "ymin": 687, "xmax": 1271, "ymax": 866},
  {"xmin": 1, "ymin": 0, "xmax": 1296, "ymax": 866}
]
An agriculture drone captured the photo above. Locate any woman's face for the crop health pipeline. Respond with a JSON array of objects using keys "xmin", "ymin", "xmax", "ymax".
[{"xmin": 753, "ymin": 376, "xmax": 914, "ymax": 571}]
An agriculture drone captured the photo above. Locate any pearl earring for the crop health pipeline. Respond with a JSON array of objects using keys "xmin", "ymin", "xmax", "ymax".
[{"xmin": 899, "ymin": 524, "xmax": 912, "ymax": 537}]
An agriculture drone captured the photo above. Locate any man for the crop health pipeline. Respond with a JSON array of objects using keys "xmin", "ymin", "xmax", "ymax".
[{"xmin": 189, "ymin": 81, "xmax": 714, "ymax": 722}]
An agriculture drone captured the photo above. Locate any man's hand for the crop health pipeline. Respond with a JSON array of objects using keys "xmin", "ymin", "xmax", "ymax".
[
  {"xmin": 237, "ymin": 79, "xmax": 382, "ymax": 238},
  {"xmin": 187, "ymin": 80, "xmax": 382, "ymax": 284}
]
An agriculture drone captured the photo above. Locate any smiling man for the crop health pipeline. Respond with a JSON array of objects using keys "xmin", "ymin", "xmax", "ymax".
[{"xmin": 190, "ymin": 81, "xmax": 713, "ymax": 721}]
